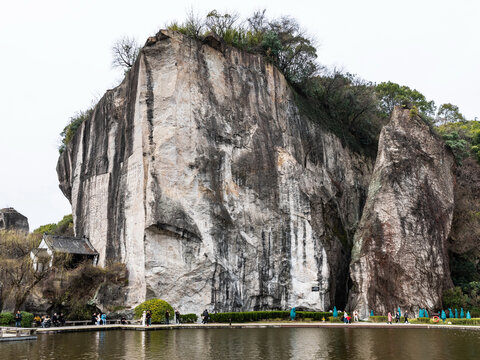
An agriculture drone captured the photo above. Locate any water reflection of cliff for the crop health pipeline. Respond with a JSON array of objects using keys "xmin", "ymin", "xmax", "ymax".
[
  {"xmin": 119, "ymin": 328, "xmax": 480, "ymax": 360},
  {"xmin": 8, "ymin": 328, "xmax": 480, "ymax": 360}
]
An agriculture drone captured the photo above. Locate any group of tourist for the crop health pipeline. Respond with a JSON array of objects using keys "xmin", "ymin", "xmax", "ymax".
[
  {"xmin": 31, "ymin": 313, "xmax": 66, "ymax": 328},
  {"xmin": 342, "ymin": 310, "xmax": 359, "ymax": 323},
  {"xmin": 91, "ymin": 312, "xmax": 108, "ymax": 325},
  {"xmin": 387, "ymin": 310, "xmax": 410, "ymax": 324},
  {"xmin": 140, "ymin": 309, "xmax": 181, "ymax": 326}
]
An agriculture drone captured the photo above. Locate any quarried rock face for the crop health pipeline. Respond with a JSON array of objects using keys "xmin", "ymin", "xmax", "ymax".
[
  {"xmin": 57, "ymin": 30, "xmax": 372, "ymax": 314},
  {"xmin": 0, "ymin": 207, "xmax": 29, "ymax": 233},
  {"xmin": 349, "ymin": 107, "xmax": 455, "ymax": 318}
]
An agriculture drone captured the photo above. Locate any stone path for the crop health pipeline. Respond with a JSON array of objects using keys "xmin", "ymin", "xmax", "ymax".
[
  {"xmin": 35, "ymin": 322, "xmax": 480, "ymax": 334},
  {"xmin": 0, "ymin": 327, "xmax": 37, "ymax": 342}
]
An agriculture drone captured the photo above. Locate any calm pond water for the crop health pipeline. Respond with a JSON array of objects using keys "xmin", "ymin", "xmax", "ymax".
[{"xmin": 1, "ymin": 327, "xmax": 479, "ymax": 360}]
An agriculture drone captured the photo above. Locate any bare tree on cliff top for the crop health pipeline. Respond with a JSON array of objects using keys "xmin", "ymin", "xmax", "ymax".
[
  {"xmin": 205, "ymin": 10, "xmax": 240, "ymax": 38},
  {"xmin": 112, "ymin": 36, "xmax": 140, "ymax": 72}
]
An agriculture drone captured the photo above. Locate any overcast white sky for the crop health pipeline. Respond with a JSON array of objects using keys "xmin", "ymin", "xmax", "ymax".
[{"xmin": 1, "ymin": 0, "xmax": 479, "ymax": 231}]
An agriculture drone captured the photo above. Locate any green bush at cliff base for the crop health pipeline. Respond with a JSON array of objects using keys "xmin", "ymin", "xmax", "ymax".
[
  {"xmin": 368, "ymin": 316, "xmax": 388, "ymax": 323},
  {"xmin": 0, "ymin": 312, "xmax": 14, "ymax": 326},
  {"xmin": 0, "ymin": 312, "xmax": 33, "ymax": 327},
  {"xmin": 209, "ymin": 311, "xmax": 332, "ymax": 323},
  {"xmin": 409, "ymin": 317, "xmax": 480, "ymax": 325},
  {"xmin": 409, "ymin": 317, "xmax": 432, "ymax": 324},
  {"xmin": 328, "ymin": 316, "xmax": 343, "ymax": 323},
  {"xmin": 180, "ymin": 313, "xmax": 198, "ymax": 323},
  {"xmin": 20, "ymin": 312, "xmax": 34, "ymax": 327},
  {"xmin": 134, "ymin": 299, "xmax": 174, "ymax": 324},
  {"xmin": 369, "ymin": 315, "xmax": 417, "ymax": 323},
  {"xmin": 447, "ymin": 318, "xmax": 480, "ymax": 325}
]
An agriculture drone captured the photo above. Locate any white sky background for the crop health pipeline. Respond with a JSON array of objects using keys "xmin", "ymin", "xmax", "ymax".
[{"xmin": 0, "ymin": 0, "xmax": 479, "ymax": 231}]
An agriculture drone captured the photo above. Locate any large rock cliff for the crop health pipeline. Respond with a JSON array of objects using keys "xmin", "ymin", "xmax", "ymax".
[
  {"xmin": 57, "ymin": 30, "xmax": 458, "ymax": 316},
  {"xmin": 349, "ymin": 107, "xmax": 455, "ymax": 317},
  {"xmin": 57, "ymin": 30, "xmax": 373, "ymax": 313}
]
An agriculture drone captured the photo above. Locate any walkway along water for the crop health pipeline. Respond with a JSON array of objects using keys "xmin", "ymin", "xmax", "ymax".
[
  {"xmin": 0, "ymin": 327, "xmax": 37, "ymax": 342},
  {"xmin": 34, "ymin": 322, "xmax": 480, "ymax": 334}
]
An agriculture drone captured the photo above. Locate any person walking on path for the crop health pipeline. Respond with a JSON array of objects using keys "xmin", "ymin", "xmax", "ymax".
[
  {"xmin": 146, "ymin": 310, "xmax": 152, "ymax": 326},
  {"xmin": 353, "ymin": 310, "xmax": 359, "ymax": 322},
  {"xmin": 101, "ymin": 313, "xmax": 107, "ymax": 325},
  {"xmin": 165, "ymin": 310, "xmax": 170, "ymax": 325},
  {"xmin": 387, "ymin": 312, "xmax": 392, "ymax": 324},
  {"xmin": 142, "ymin": 311, "xmax": 146, "ymax": 326},
  {"xmin": 15, "ymin": 311, "xmax": 22, "ymax": 327},
  {"xmin": 404, "ymin": 310, "xmax": 409, "ymax": 324},
  {"xmin": 202, "ymin": 309, "xmax": 209, "ymax": 324},
  {"xmin": 395, "ymin": 310, "xmax": 401, "ymax": 323},
  {"xmin": 175, "ymin": 309, "xmax": 180, "ymax": 324}
]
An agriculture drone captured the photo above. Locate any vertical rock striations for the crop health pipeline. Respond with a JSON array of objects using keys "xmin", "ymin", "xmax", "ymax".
[
  {"xmin": 57, "ymin": 30, "xmax": 372, "ymax": 313},
  {"xmin": 349, "ymin": 106, "xmax": 455, "ymax": 317}
]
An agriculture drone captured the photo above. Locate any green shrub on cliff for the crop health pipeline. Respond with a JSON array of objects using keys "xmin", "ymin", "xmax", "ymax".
[
  {"xmin": 375, "ymin": 81, "xmax": 436, "ymax": 120},
  {"xmin": 436, "ymin": 120, "xmax": 480, "ymax": 164},
  {"xmin": 59, "ymin": 109, "xmax": 93, "ymax": 153},
  {"xmin": 134, "ymin": 299, "xmax": 174, "ymax": 323},
  {"xmin": 297, "ymin": 71, "xmax": 384, "ymax": 157},
  {"xmin": 442, "ymin": 132, "xmax": 470, "ymax": 164},
  {"xmin": 443, "ymin": 286, "xmax": 469, "ymax": 309},
  {"xmin": 33, "ymin": 223, "xmax": 57, "ymax": 235},
  {"xmin": 33, "ymin": 214, "xmax": 73, "ymax": 236},
  {"xmin": 167, "ymin": 9, "xmax": 318, "ymax": 85}
]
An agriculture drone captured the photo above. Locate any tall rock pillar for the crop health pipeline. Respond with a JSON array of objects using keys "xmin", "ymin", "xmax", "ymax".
[{"xmin": 349, "ymin": 106, "xmax": 455, "ymax": 318}]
